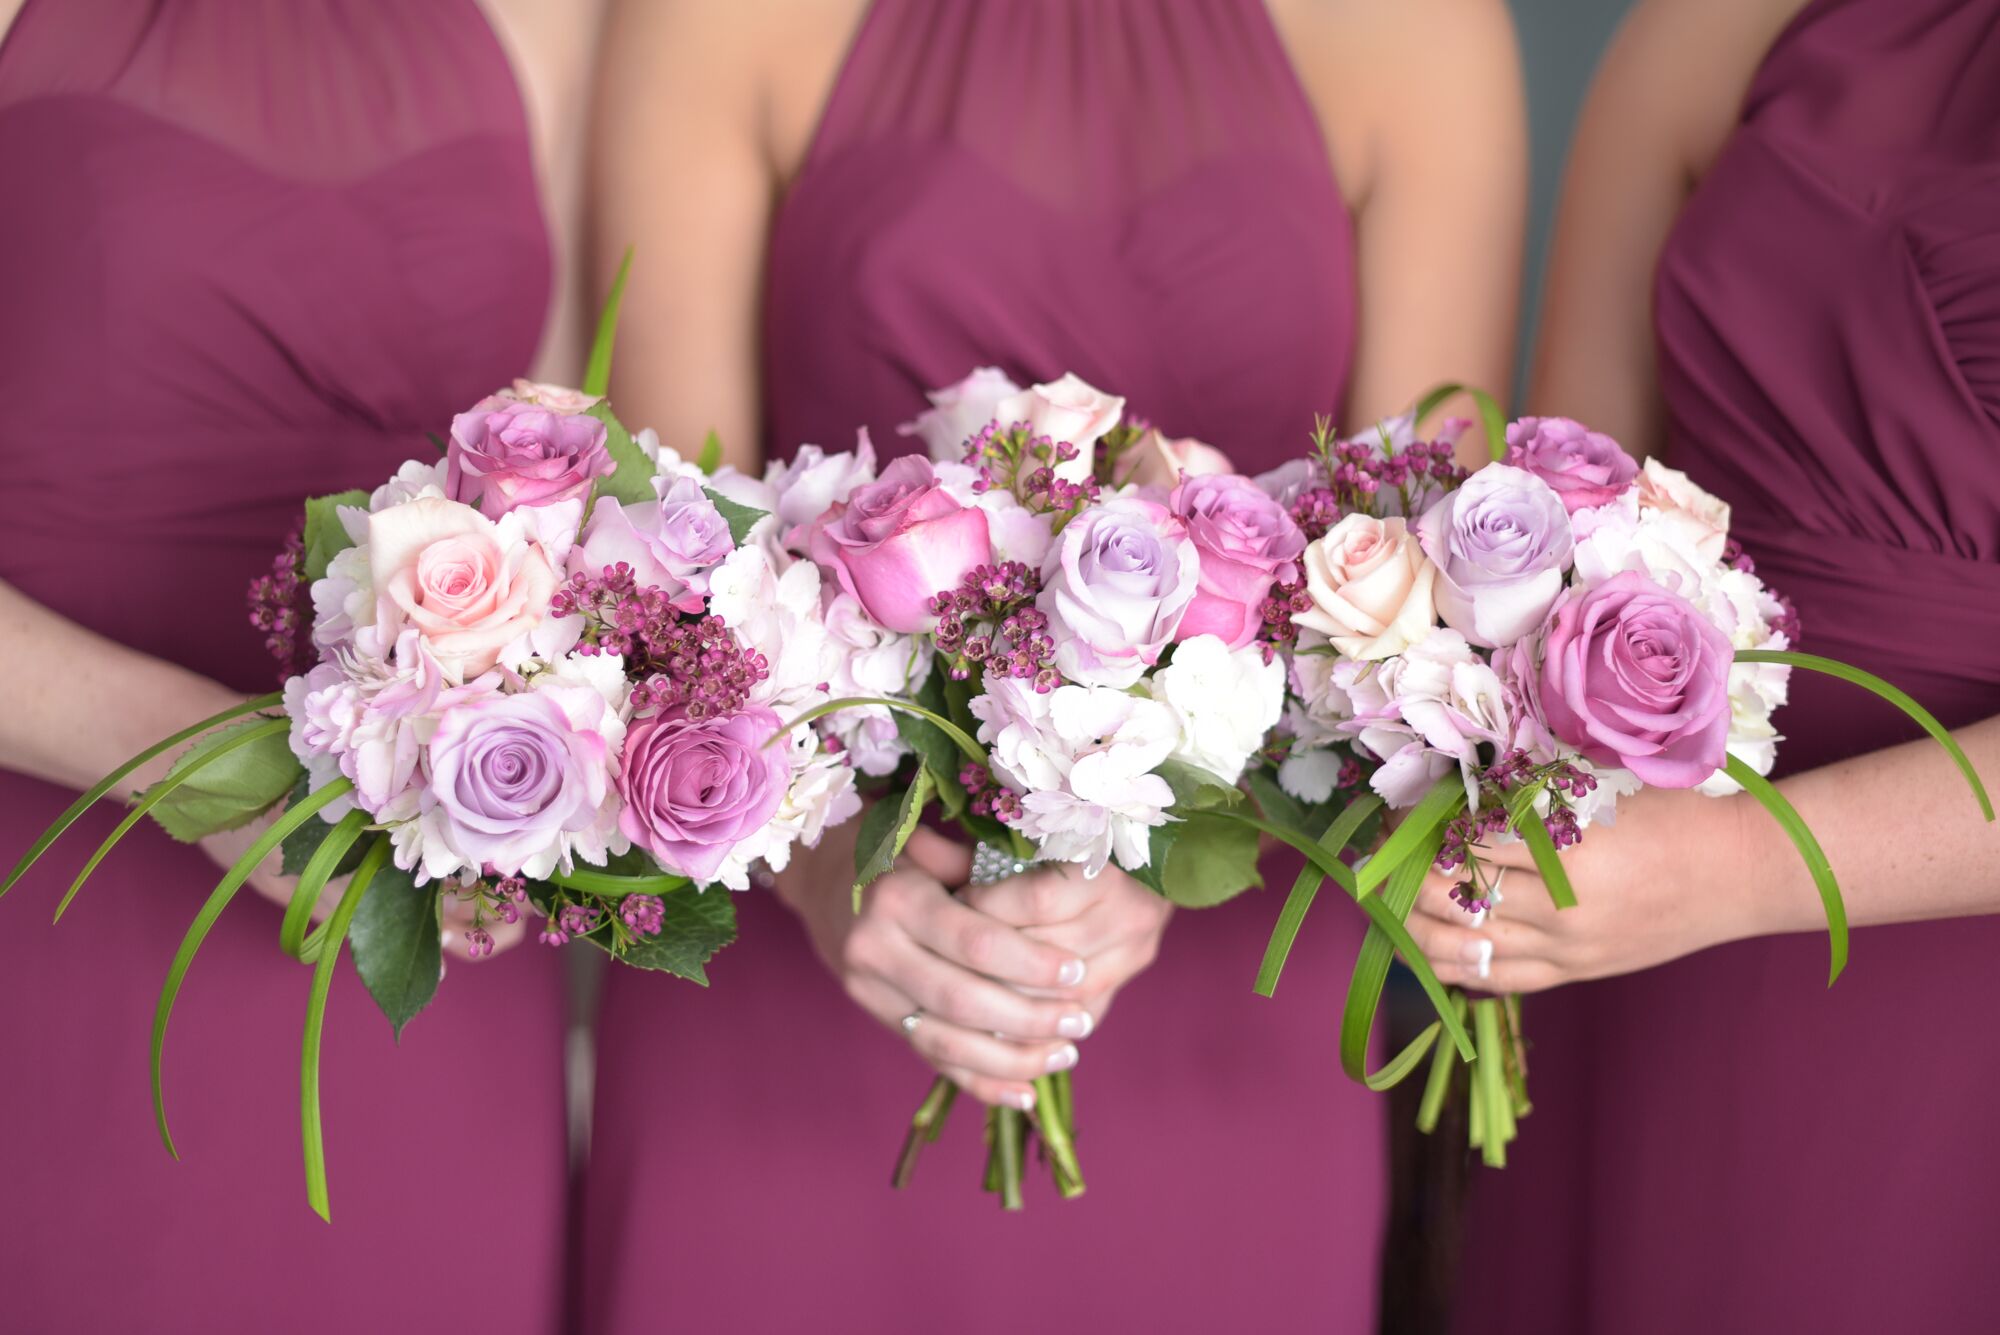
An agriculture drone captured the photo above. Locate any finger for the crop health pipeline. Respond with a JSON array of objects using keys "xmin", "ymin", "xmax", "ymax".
[
  {"xmin": 904, "ymin": 891, "xmax": 1088, "ymax": 991},
  {"xmin": 1406, "ymin": 908, "xmax": 1552, "ymax": 982},
  {"xmin": 935, "ymin": 1064, "xmax": 1037, "ymax": 1112},
  {"xmin": 1428, "ymin": 954, "xmax": 1567, "ymax": 994},
  {"xmin": 1475, "ymin": 839, "xmax": 1543, "ymax": 872},
  {"xmin": 908, "ymin": 1017, "xmax": 1080, "ymax": 1084},
  {"xmin": 889, "ymin": 934, "xmax": 1095, "ymax": 1040},
  {"xmin": 902, "ymin": 826, "xmax": 973, "ymax": 887},
  {"xmin": 958, "ymin": 866, "xmax": 1101, "ymax": 928},
  {"xmin": 842, "ymin": 971, "xmax": 921, "ymax": 1032},
  {"xmin": 1417, "ymin": 869, "xmax": 1562, "ymax": 929}
]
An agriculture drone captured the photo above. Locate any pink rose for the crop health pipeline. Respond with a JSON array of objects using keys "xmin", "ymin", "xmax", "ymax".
[
  {"xmin": 769, "ymin": 430, "xmax": 878, "ymax": 532},
  {"xmin": 368, "ymin": 496, "xmax": 564, "ymax": 682},
  {"xmin": 1293, "ymin": 515, "xmax": 1438, "ymax": 659},
  {"xmin": 807, "ymin": 455, "xmax": 992, "ymax": 633},
  {"xmin": 1538, "ymin": 570, "xmax": 1733, "ymax": 787},
  {"xmin": 447, "ymin": 399, "xmax": 613, "ymax": 519},
  {"xmin": 1169, "ymin": 474, "xmax": 1305, "ymax": 649},
  {"xmin": 617, "ymin": 706, "xmax": 789, "ymax": 882},
  {"xmin": 1119, "ymin": 428, "xmax": 1236, "ymax": 490},
  {"xmin": 1635, "ymin": 457, "xmax": 1731, "ymax": 563},
  {"xmin": 899, "ymin": 368, "xmax": 1022, "ymax": 461},
  {"xmin": 1504, "ymin": 417, "xmax": 1638, "ymax": 514},
  {"xmin": 574, "ymin": 475, "xmax": 734, "ymax": 612},
  {"xmin": 1038, "ymin": 495, "xmax": 1200, "ymax": 687}
]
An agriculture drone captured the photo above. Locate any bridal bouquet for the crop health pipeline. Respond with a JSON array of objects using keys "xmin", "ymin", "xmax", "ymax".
[{"xmin": 2, "ymin": 262, "xmax": 860, "ymax": 1217}]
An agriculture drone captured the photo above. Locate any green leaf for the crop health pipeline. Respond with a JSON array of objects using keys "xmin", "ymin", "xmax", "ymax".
[
  {"xmin": 1735, "ymin": 649, "xmax": 1994, "ymax": 822},
  {"xmin": 1243, "ymin": 768, "xmax": 1310, "ymax": 832},
  {"xmin": 775, "ymin": 696, "xmax": 988, "ymax": 768},
  {"xmin": 1514, "ymin": 808, "xmax": 1577, "ymax": 909},
  {"xmin": 704, "ymin": 487, "xmax": 769, "ymax": 546},
  {"xmin": 1156, "ymin": 758, "xmax": 1245, "ymax": 812},
  {"xmin": 278, "ymin": 774, "xmax": 370, "ymax": 878},
  {"xmin": 1355, "ymin": 776, "xmax": 1465, "ymax": 895},
  {"xmin": 144, "ymin": 716, "xmax": 304, "ymax": 843},
  {"xmin": 281, "ymin": 811, "xmax": 372, "ymax": 960},
  {"xmin": 1410, "ymin": 381, "xmax": 1509, "ymax": 462},
  {"xmin": 546, "ymin": 866, "xmax": 692, "ymax": 899},
  {"xmin": 695, "ymin": 430, "xmax": 723, "ymax": 474},
  {"xmin": 582, "ymin": 246, "xmax": 633, "ymax": 398},
  {"xmin": 1340, "ymin": 824, "xmax": 1466, "ymax": 1084},
  {"xmin": 2, "ymin": 692, "xmax": 286, "ymax": 901},
  {"xmin": 1415, "ymin": 993, "xmax": 1470, "ymax": 1133},
  {"xmin": 1151, "ymin": 811, "xmax": 1262, "ymax": 908},
  {"xmin": 152, "ymin": 778, "xmax": 355, "ymax": 1158},
  {"xmin": 853, "ymin": 769, "xmax": 935, "ymax": 909},
  {"xmin": 1125, "ymin": 824, "xmax": 1174, "ymax": 895},
  {"xmin": 580, "ymin": 885, "xmax": 738, "ymax": 984},
  {"xmin": 302, "ymin": 490, "xmax": 370, "ymax": 582},
  {"xmin": 347, "ymin": 860, "xmax": 442, "ymax": 1039},
  {"xmin": 300, "ymin": 838, "xmax": 390, "ymax": 1221},
  {"xmin": 1254, "ymin": 792, "xmax": 1383, "ymax": 996},
  {"xmin": 894, "ymin": 709, "xmax": 968, "ymax": 820},
  {"xmin": 1724, "ymin": 753, "xmax": 1848, "ymax": 985},
  {"xmin": 586, "ymin": 403, "xmax": 655, "ymax": 508}
]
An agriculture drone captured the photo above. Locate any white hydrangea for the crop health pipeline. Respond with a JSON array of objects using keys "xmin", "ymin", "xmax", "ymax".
[{"xmin": 1147, "ymin": 635, "xmax": 1283, "ymax": 786}]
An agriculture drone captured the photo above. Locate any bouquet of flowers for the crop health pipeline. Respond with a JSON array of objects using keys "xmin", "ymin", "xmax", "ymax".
[{"xmin": 1, "ymin": 260, "xmax": 861, "ymax": 1217}]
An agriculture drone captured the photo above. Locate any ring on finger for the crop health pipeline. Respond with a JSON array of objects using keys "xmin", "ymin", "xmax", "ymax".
[{"xmin": 899, "ymin": 1009, "xmax": 924, "ymax": 1038}]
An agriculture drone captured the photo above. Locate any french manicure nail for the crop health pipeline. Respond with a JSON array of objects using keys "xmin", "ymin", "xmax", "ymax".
[
  {"xmin": 1010, "ymin": 1088, "xmax": 1037, "ymax": 1111},
  {"xmin": 1468, "ymin": 909, "xmax": 1488, "ymax": 927},
  {"xmin": 1047, "ymin": 1043, "xmax": 1079, "ymax": 1073},
  {"xmin": 1058, "ymin": 1011, "xmax": 1094, "ymax": 1039},
  {"xmin": 1471, "ymin": 939, "xmax": 1493, "ymax": 980},
  {"xmin": 1057, "ymin": 958, "xmax": 1087, "ymax": 987}
]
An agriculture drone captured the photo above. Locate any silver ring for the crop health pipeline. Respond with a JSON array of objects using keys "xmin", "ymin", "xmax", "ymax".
[{"xmin": 899, "ymin": 1010, "xmax": 924, "ymax": 1037}]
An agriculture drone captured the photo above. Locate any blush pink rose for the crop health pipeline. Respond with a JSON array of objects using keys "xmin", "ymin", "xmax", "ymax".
[
  {"xmin": 1293, "ymin": 514, "xmax": 1438, "ymax": 659},
  {"xmin": 367, "ymin": 496, "xmax": 562, "ymax": 682},
  {"xmin": 993, "ymin": 373, "xmax": 1126, "ymax": 481},
  {"xmin": 1119, "ymin": 428, "xmax": 1236, "ymax": 489},
  {"xmin": 617, "ymin": 706, "xmax": 789, "ymax": 883},
  {"xmin": 1169, "ymin": 473, "xmax": 1305, "ymax": 649},
  {"xmin": 1538, "ymin": 569, "xmax": 1733, "ymax": 787},
  {"xmin": 1635, "ymin": 457, "xmax": 1732, "ymax": 563},
  {"xmin": 898, "ymin": 368, "xmax": 1022, "ymax": 461},
  {"xmin": 807, "ymin": 455, "xmax": 992, "ymax": 633}
]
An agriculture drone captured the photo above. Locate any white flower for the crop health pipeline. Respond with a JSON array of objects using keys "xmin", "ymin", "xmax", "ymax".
[
  {"xmin": 1147, "ymin": 635, "xmax": 1283, "ymax": 785},
  {"xmin": 899, "ymin": 367, "xmax": 1023, "ymax": 462},
  {"xmin": 766, "ymin": 432, "xmax": 876, "ymax": 533},
  {"xmin": 706, "ymin": 544, "xmax": 837, "ymax": 715},
  {"xmin": 820, "ymin": 593, "xmax": 931, "ymax": 776},
  {"xmin": 368, "ymin": 459, "xmax": 448, "ymax": 512},
  {"xmin": 706, "ymin": 731, "xmax": 860, "ymax": 889},
  {"xmin": 1277, "ymin": 748, "xmax": 1346, "ymax": 804},
  {"xmin": 993, "ymin": 374, "xmax": 1126, "ymax": 483}
]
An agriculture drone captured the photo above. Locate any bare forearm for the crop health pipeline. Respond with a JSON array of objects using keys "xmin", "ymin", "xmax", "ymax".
[
  {"xmin": 1741, "ymin": 715, "xmax": 2000, "ymax": 935},
  {"xmin": 0, "ymin": 580, "xmax": 241, "ymax": 797}
]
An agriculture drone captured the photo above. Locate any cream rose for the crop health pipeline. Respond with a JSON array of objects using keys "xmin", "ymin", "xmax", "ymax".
[
  {"xmin": 1293, "ymin": 514, "xmax": 1438, "ymax": 659},
  {"xmin": 367, "ymin": 495, "xmax": 564, "ymax": 683},
  {"xmin": 1117, "ymin": 428, "xmax": 1235, "ymax": 489},
  {"xmin": 1636, "ymin": 458, "xmax": 1730, "ymax": 563}
]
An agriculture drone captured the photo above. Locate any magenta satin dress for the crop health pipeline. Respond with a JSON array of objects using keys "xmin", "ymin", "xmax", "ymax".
[
  {"xmin": 0, "ymin": 4, "xmax": 569, "ymax": 1330},
  {"xmin": 1456, "ymin": 3, "xmax": 2000, "ymax": 1331},
  {"xmin": 578, "ymin": 3, "xmax": 1387, "ymax": 1331}
]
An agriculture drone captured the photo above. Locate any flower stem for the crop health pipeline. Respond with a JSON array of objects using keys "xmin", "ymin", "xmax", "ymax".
[
  {"xmin": 994, "ymin": 1106, "xmax": 1026, "ymax": 1210},
  {"xmin": 891, "ymin": 1077, "xmax": 959, "ymax": 1190}
]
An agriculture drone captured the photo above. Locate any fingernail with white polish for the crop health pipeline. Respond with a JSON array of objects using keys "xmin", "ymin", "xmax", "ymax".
[
  {"xmin": 1010, "ymin": 1088, "xmax": 1037, "ymax": 1111},
  {"xmin": 1469, "ymin": 909, "xmax": 1488, "ymax": 927},
  {"xmin": 1058, "ymin": 1011, "xmax": 1094, "ymax": 1040},
  {"xmin": 1047, "ymin": 1043, "xmax": 1079, "ymax": 1073},
  {"xmin": 1471, "ymin": 938, "xmax": 1493, "ymax": 980},
  {"xmin": 1058, "ymin": 958, "xmax": 1087, "ymax": 987}
]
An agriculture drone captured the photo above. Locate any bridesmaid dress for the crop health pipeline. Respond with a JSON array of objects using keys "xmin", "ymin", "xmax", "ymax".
[
  {"xmin": 0, "ymin": 4, "xmax": 570, "ymax": 1330},
  {"xmin": 578, "ymin": 3, "xmax": 1388, "ymax": 1332},
  {"xmin": 1455, "ymin": 3, "xmax": 2000, "ymax": 1331}
]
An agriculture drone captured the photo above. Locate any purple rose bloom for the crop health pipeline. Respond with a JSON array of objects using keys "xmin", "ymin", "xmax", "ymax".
[
  {"xmin": 1414, "ymin": 464, "xmax": 1573, "ymax": 648},
  {"xmin": 617, "ymin": 705, "xmax": 788, "ymax": 882},
  {"xmin": 1169, "ymin": 474, "xmax": 1305, "ymax": 649},
  {"xmin": 1505, "ymin": 416, "xmax": 1638, "ymax": 514},
  {"xmin": 426, "ymin": 686, "xmax": 613, "ymax": 876},
  {"xmin": 1038, "ymin": 495, "xmax": 1199, "ymax": 686},
  {"xmin": 574, "ymin": 475, "xmax": 735, "ymax": 612},
  {"xmin": 807, "ymin": 455, "xmax": 992, "ymax": 633},
  {"xmin": 447, "ymin": 398, "xmax": 614, "ymax": 519},
  {"xmin": 1538, "ymin": 570, "xmax": 1733, "ymax": 787}
]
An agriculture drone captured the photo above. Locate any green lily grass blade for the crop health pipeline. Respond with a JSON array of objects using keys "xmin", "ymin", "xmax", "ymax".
[
  {"xmin": 3, "ymin": 693, "xmax": 283, "ymax": 900},
  {"xmin": 1723, "ymin": 753, "xmax": 1847, "ymax": 985},
  {"xmin": 1355, "ymin": 778, "xmax": 1466, "ymax": 895},
  {"xmin": 1364, "ymin": 1021, "xmax": 1442, "ymax": 1093},
  {"xmin": 581, "ymin": 246, "xmax": 633, "ymax": 398},
  {"xmin": 546, "ymin": 867, "xmax": 693, "ymax": 899},
  {"xmin": 1515, "ymin": 809, "xmax": 1577, "ymax": 910},
  {"xmin": 1473, "ymin": 997, "xmax": 1513, "ymax": 1167},
  {"xmin": 282, "ymin": 809, "xmax": 372, "ymax": 959},
  {"xmin": 1410, "ymin": 381, "xmax": 1509, "ymax": 461},
  {"xmin": 1416, "ymin": 993, "xmax": 1470, "ymax": 1134},
  {"xmin": 151, "ymin": 778, "xmax": 355, "ymax": 1158},
  {"xmin": 772, "ymin": 696, "xmax": 988, "ymax": 767},
  {"xmin": 1736, "ymin": 649, "xmax": 1993, "ymax": 821},
  {"xmin": 1209, "ymin": 811, "xmax": 1357, "ymax": 894},
  {"xmin": 300, "ymin": 838, "xmax": 389, "ymax": 1222},
  {"xmin": 1254, "ymin": 793, "xmax": 1383, "ymax": 997},
  {"xmin": 52, "ymin": 717, "xmax": 292, "ymax": 924},
  {"xmin": 1342, "ymin": 835, "xmax": 1475, "ymax": 1075}
]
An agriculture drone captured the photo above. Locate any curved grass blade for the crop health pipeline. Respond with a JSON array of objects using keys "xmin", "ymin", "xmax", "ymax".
[
  {"xmin": 770, "ymin": 695, "xmax": 988, "ymax": 767},
  {"xmin": 1255, "ymin": 793, "xmax": 1383, "ymax": 996},
  {"xmin": 1365, "ymin": 1020, "xmax": 1442, "ymax": 1093},
  {"xmin": 545, "ymin": 867, "xmax": 692, "ymax": 899},
  {"xmin": 52, "ymin": 717, "xmax": 292, "ymax": 924},
  {"xmin": 282, "ymin": 809, "xmax": 372, "ymax": 959},
  {"xmin": 1473, "ymin": 997, "xmax": 1514, "ymax": 1167},
  {"xmin": 1415, "ymin": 992, "xmax": 1470, "ymax": 1133},
  {"xmin": 1736, "ymin": 649, "xmax": 1993, "ymax": 821},
  {"xmin": 1514, "ymin": 808, "xmax": 1577, "ymax": 910},
  {"xmin": 581, "ymin": 246, "xmax": 633, "ymax": 398},
  {"xmin": 1410, "ymin": 381, "xmax": 1509, "ymax": 461},
  {"xmin": 1355, "ymin": 777, "xmax": 1465, "ymax": 895},
  {"xmin": 151, "ymin": 778, "xmax": 355, "ymax": 1157},
  {"xmin": 300, "ymin": 838, "xmax": 389, "ymax": 1222},
  {"xmin": 2, "ymin": 692, "xmax": 283, "ymax": 899},
  {"xmin": 1723, "ymin": 753, "xmax": 1847, "ymax": 985},
  {"xmin": 1342, "ymin": 834, "xmax": 1475, "ymax": 1074}
]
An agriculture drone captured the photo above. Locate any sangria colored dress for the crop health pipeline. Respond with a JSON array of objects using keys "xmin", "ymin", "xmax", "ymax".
[
  {"xmin": 0, "ymin": 3, "xmax": 570, "ymax": 1330},
  {"xmin": 578, "ymin": 2, "xmax": 1387, "ymax": 1332},
  {"xmin": 1455, "ymin": 2, "xmax": 2000, "ymax": 1331}
]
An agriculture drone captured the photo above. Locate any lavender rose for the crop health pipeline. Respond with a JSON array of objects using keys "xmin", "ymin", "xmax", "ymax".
[
  {"xmin": 574, "ymin": 475, "xmax": 734, "ymax": 612},
  {"xmin": 424, "ymin": 685, "xmax": 615, "ymax": 879},
  {"xmin": 1039, "ymin": 495, "xmax": 1200, "ymax": 686},
  {"xmin": 617, "ymin": 706, "xmax": 789, "ymax": 882},
  {"xmin": 1414, "ymin": 464, "xmax": 1574, "ymax": 648},
  {"xmin": 1538, "ymin": 570, "xmax": 1733, "ymax": 787},
  {"xmin": 1169, "ymin": 474, "xmax": 1305, "ymax": 649},
  {"xmin": 807, "ymin": 455, "xmax": 992, "ymax": 633},
  {"xmin": 1505, "ymin": 417, "xmax": 1638, "ymax": 514},
  {"xmin": 447, "ymin": 399, "xmax": 613, "ymax": 519}
]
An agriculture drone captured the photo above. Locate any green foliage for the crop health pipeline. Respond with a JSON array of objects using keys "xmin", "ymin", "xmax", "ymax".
[
  {"xmin": 897, "ymin": 671, "xmax": 968, "ymax": 820},
  {"xmin": 1150, "ymin": 811, "xmax": 1263, "ymax": 908},
  {"xmin": 279, "ymin": 774, "xmax": 369, "ymax": 878},
  {"xmin": 1253, "ymin": 791, "xmax": 1384, "ymax": 996},
  {"xmin": 144, "ymin": 716, "xmax": 303, "ymax": 842},
  {"xmin": 347, "ymin": 860, "xmax": 441, "ymax": 1040},
  {"xmin": 704, "ymin": 487, "xmax": 769, "ymax": 546},
  {"xmin": 302, "ymin": 489, "xmax": 370, "ymax": 583},
  {"xmin": 695, "ymin": 430, "xmax": 724, "ymax": 473},
  {"xmin": 1725, "ymin": 753, "xmax": 1847, "ymax": 985},
  {"xmin": 1155, "ymin": 758, "xmax": 1246, "ymax": 812},
  {"xmin": 852, "ymin": 769, "xmax": 935, "ymax": 909},
  {"xmin": 300, "ymin": 838, "xmax": 390, "ymax": 1220},
  {"xmin": 1410, "ymin": 381, "xmax": 1508, "ymax": 462},
  {"xmin": 586, "ymin": 402, "xmax": 656, "ymax": 508},
  {"xmin": 580, "ymin": 884, "xmax": 738, "ymax": 984},
  {"xmin": 582, "ymin": 246, "xmax": 632, "ymax": 398}
]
